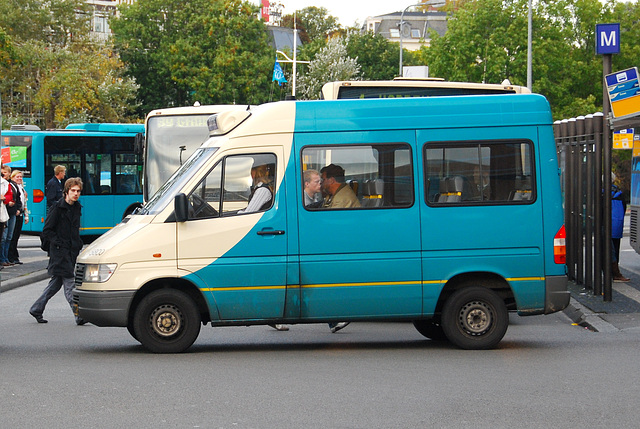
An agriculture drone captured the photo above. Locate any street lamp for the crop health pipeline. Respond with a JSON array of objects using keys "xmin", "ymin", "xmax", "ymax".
[
  {"xmin": 527, "ymin": 0, "xmax": 532, "ymax": 90},
  {"xmin": 399, "ymin": 0, "xmax": 446, "ymax": 77}
]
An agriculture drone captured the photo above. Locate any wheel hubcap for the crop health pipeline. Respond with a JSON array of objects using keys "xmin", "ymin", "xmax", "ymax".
[
  {"xmin": 458, "ymin": 300, "xmax": 493, "ymax": 335},
  {"xmin": 150, "ymin": 305, "xmax": 182, "ymax": 337}
]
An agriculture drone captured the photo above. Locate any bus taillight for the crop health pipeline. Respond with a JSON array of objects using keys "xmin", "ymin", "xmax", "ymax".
[
  {"xmin": 33, "ymin": 189, "xmax": 44, "ymax": 203},
  {"xmin": 554, "ymin": 225, "xmax": 566, "ymax": 264}
]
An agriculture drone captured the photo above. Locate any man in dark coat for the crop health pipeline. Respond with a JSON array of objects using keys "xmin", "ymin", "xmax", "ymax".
[
  {"xmin": 29, "ymin": 177, "xmax": 85, "ymax": 325},
  {"xmin": 45, "ymin": 165, "xmax": 66, "ymax": 215}
]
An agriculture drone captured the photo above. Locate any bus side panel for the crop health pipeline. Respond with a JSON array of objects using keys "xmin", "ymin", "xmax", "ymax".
[
  {"xmin": 418, "ymin": 126, "xmax": 547, "ymax": 314},
  {"xmin": 23, "ymin": 134, "xmax": 47, "ymax": 233},
  {"xmin": 294, "ymin": 130, "xmax": 423, "ymax": 320}
]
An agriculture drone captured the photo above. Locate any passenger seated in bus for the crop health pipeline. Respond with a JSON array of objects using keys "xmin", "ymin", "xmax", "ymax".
[
  {"xmin": 238, "ymin": 163, "xmax": 273, "ymax": 214},
  {"xmin": 320, "ymin": 164, "xmax": 361, "ymax": 209},
  {"xmin": 303, "ymin": 169, "xmax": 323, "ymax": 209},
  {"xmin": 472, "ymin": 166, "xmax": 490, "ymax": 200}
]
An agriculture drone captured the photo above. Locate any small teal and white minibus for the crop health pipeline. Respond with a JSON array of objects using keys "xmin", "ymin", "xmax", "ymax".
[{"xmin": 73, "ymin": 94, "xmax": 569, "ymax": 353}]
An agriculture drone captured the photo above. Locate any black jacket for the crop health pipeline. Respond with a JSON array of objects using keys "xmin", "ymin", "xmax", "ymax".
[
  {"xmin": 42, "ymin": 197, "xmax": 82, "ymax": 277},
  {"xmin": 5, "ymin": 180, "xmax": 22, "ymax": 217},
  {"xmin": 46, "ymin": 176, "xmax": 64, "ymax": 209}
]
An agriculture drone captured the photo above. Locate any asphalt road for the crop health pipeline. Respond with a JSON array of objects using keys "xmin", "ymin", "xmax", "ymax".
[{"xmin": 2, "ymin": 279, "xmax": 640, "ymax": 428}]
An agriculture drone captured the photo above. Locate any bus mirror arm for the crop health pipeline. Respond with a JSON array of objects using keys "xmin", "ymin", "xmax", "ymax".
[{"xmin": 175, "ymin": 193, "xmax": 189, "ymax": 222}]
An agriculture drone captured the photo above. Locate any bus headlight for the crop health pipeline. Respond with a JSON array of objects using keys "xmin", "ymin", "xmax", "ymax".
[{"xmin": 83, "ymin": 264, "xmax": 117, "ymax": 283}]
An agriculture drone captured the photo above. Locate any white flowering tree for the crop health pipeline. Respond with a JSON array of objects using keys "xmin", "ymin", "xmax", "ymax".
[{"xmin": 297, "ymin": 37, "xmax": 361, "ymax": 100}]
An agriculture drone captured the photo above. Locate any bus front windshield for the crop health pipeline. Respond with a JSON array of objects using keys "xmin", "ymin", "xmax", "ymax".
[
  {"xmin": 145, "ymin": 114, "xmax": 212, "ymax": 200},
  {"xmin": 142, "ymin": 147, "xmax": 218, "ymax": 216}
]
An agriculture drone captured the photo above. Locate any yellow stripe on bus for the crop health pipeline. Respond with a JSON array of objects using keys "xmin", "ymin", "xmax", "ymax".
[{"xmin": 199, "ymin": 278, "xmax": 543, "ymax": 292}]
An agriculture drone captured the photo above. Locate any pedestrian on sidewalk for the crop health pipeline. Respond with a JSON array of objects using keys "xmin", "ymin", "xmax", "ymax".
[
  {"xmin": 0, "ymin": 165, "xmax": 20, "ymax": 267},
  {"xmin": 8, "ymin": 169, "xmax": 28, "ymax": 265},
  {"xmin": 611, "ymin": 173, "xmax": 630, "ymax": 282},
  {"xmin": 29, "ymin": 177, "xmax": 86, "ymax": 325},
  {"xmin": 0, "ymin": 164, "xmax": 7, "ymax": 271}
]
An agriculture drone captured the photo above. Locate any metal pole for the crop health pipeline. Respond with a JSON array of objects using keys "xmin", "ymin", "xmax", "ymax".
[
  {"xmin": 585, "ymin": 114, "xmax": 595, "ymax": 290},
  {"xmin": 292, "ymin": 12, "xmax": 297, "ymax": 97},
  {"xmin": 576, "ymin": 116, "xmax": 586, "ymax": 285},
  {"xmin": 527, "ymin": 0, "xmax": 532, "ymax": 90},
  {"xmin": 399, "ymin": 1, "xmax": 445, "ymax": 76},
  {"xmin": 568, "ymin": 117, "xmax": 578, "ymax": 280},
  {"xmin": 603, "ymin": 54, "xmax": 613, "ymax": 301},
  {"xmin": 593, "ymin": 111, "xmax": 604, "ymax": 296}
]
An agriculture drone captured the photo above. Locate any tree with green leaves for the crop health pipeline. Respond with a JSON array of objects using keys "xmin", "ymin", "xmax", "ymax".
[
  {"xmin": 345, "ymin": 31, "xmax": 399, "ymax": 81},
  {"xmin": 112, "ymin": 0, "xmax": 275, "ymax": 114},
  {"xmin": 297, "ymin": 37, "xmax": 360, "ymax": 100},
  {"xmin": 282, "ymin": 7, "xmax": 341, "ymax": 43},
  {"xmin": 0, "ymin": 0, "xmax": 138, "ymax": 128}
]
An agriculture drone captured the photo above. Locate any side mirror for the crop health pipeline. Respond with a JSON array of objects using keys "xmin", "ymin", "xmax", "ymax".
[{"xmin": 174, "ymin": 193, "xmax": 189, "ymax": 222}]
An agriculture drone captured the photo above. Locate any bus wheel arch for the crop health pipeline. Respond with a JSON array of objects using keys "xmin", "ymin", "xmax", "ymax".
[
  {"xmin": 436, "ymin": 273, "xmax": 512, "ymax": 350},
  {"xmin": 127, "ymin": 278, "xmax": 211, "ymax": 352}
]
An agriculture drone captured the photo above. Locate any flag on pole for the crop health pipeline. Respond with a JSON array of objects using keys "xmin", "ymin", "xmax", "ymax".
[{"xmin": 272, "ymin": 57, "xmax": 288, "ymax": 86}]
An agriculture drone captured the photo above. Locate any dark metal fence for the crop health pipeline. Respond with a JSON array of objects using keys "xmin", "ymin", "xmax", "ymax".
[{"xmin": 554, "ymin": 113, "xmax": 612, "ymax": 300}]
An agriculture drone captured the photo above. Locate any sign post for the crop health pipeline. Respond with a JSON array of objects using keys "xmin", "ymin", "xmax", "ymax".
[{"xmin": 596, "ymin": 23, "xmax": 620, "ymax": 301}]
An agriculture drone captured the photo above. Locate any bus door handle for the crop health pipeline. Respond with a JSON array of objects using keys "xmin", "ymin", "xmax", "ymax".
[{"xmin": 257, "ymin": 229, "xmax": 285, "ymax": 236}]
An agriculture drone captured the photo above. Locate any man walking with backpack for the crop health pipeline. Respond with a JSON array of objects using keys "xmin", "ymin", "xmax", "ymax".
[{"xmin": 29, "ymin": 177, "xmax": 86, "ymax": 325}]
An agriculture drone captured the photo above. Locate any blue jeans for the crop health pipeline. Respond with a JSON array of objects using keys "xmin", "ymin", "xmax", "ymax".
[{"xmin": 1, "ymin": 214, "xmax": 16, "ymax": 263}]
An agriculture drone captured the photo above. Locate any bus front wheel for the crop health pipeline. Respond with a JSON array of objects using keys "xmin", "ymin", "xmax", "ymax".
[
  {"xmin": 441, "ymin": 286, "xmax": 508, "ymax": 350},
  {"xmin": 133, "ymin": 289, "xmax": 201, "ymax": 353}
]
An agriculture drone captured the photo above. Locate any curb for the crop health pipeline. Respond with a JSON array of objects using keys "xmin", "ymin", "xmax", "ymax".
[
  {"xmin": 563, "ymin": 297, "xmax": 619, "ymax": 333},
  {"xmin": 0, "ymin": 269, "xmax": 49, "ymax": 294}
]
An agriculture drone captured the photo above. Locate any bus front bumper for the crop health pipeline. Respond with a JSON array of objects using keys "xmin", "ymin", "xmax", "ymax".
[{"xmin": 73, "ymin": 289, "xmax": 135, "ymax": 327}]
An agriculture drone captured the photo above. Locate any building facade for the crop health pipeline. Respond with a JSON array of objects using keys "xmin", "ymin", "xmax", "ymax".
[{"xmin": 363, "ymin": 11, "xmax": 447, "ymax": 51}]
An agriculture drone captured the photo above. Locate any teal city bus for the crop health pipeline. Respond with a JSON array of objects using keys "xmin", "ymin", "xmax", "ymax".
[
  {"xmin": 74, "ymin": 95, "xmax": 569, "ymax": 353},
  {"xmin": 1, "ymin": 123, "xmax": 144, "ymax": 236}
]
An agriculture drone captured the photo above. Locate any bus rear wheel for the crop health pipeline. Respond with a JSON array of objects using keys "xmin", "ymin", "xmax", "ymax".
[
  {"xmin": 133, "ymin": 289, "xmax": 201, "ymax": 353},
  {"xmin": 441, "ymin": 286, "xmax": 508, "ymax": 350}
]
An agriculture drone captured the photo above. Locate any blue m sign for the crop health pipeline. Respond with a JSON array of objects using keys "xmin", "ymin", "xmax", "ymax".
[{"xmin": 596, "ymin": 23, "xmax": 621, "ymax": 55}]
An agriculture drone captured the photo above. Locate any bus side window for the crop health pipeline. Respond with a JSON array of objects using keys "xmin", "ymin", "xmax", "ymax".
[
  {"xmin": 187, "ymin": 153, "xmax": 277, "ymax": 220},
  {"xmin": 301, "ymin": 143, "xmax": 413, "ymax": 210},
  {"xmin": 425, "ymin": 140, "xmax": 535, "ymax": 205}
]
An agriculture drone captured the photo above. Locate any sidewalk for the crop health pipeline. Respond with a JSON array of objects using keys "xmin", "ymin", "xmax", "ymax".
[
  {"xmin": 564, "ymin": 265, "xmax": 640, "ymax": 333},
  {"xmin": 0, "ymin": 241, "xmax": 49, "ymax": 293}
]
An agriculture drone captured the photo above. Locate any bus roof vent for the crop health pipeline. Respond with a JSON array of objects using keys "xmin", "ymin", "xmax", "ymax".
[{"xmin": 10, "ymin": 124, "xmax": 41, "ymax": 131}]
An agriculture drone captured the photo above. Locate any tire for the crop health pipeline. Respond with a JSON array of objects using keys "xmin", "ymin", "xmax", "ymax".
[
  {"xmin": 133, "ymin": 289, "xmax": 201, "ymax": 353},
  {"xmin": 441, "ymin": 286, "xmax": 508, "ymax": 350},
  {"xmin": 413, "ymin": 319, "xmax": 447, "ymax": 341},
  {"xmin": 127, "ymin": 323, "xmax": 140, "ymax": 344}
]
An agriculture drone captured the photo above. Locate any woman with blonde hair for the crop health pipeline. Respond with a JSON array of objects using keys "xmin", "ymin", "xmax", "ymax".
[
  {"xmin": 238, "ymin": 163, "xmax": 274, "ymax": 214},
  {"xmin": 9, "ymin": 169, "xmax": 28, "ymax": 264}
]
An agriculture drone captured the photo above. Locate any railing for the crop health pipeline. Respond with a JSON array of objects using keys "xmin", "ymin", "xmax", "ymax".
[{"xmin": 554, "ymin": 113, "xmax": 610, "ymax": 298}]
